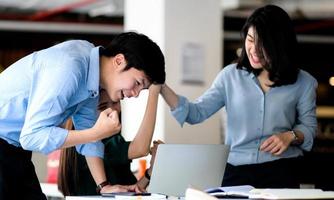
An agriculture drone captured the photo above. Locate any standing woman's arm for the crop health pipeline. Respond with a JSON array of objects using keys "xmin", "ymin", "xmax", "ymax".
[{"xmin": 160, "ymin": 84, "xmax": 179, "ymax": 110}]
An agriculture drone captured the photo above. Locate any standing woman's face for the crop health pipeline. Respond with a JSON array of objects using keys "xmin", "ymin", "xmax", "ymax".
[{"xmin": 245, "ymin": 26, "xmax": 266, "ymax": 69}]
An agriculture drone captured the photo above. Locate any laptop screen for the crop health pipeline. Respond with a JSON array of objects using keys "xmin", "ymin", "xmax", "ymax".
[{"xmin": 147, "ymin": 144, "xmax": 230, "ymax": 197}]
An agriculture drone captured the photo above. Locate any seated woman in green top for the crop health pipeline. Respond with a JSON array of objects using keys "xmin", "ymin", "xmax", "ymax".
[{"xmin": 58, "ymin": 84, "xmax": 162, "ymax": 196}]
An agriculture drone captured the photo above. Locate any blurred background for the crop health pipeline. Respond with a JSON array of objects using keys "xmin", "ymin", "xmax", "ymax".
[{"xmin": 0, "ymin": 0, "xmax": 333, "ymax": 197}]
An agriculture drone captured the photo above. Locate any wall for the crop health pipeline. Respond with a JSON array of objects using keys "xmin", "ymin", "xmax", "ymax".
[{"xmin": 122, "ymin": 0, "xmax": 223, "ymax": 145}]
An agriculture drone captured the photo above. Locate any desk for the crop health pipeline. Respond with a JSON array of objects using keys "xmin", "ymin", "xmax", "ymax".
[
  {"xmin": 66, "ymin": 195, "xmax": 182, "ymax": 200},
  {"xmin": 40, "ymin": 183, "xmax": 64, "ymax": 199},
  {"xmin": 65, "ymin": 196, "xmax": 245, "ymax": 200}
]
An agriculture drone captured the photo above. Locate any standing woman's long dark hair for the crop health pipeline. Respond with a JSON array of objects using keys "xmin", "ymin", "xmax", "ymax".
[
  {"xmin": 57, "ymin": 119, "xmax": 80, "ymax": 196},
  {"xmin": 237, "ymin": 4, "xmax": 299, "ymax": 87}
]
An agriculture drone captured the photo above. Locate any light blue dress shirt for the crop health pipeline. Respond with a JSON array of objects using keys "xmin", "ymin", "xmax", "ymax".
[
  {"xmin": 0, "ymin": 40, "xmax": 104, "ymax": 158},
  {"xmin": 172, "ymin": 64, "xmax": 318, "ymax": 165}
]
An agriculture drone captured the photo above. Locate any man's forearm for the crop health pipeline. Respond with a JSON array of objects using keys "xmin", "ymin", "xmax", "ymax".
[{"xmin": 61, "ymin": 128, "xmax": 98, "ymax": 149}]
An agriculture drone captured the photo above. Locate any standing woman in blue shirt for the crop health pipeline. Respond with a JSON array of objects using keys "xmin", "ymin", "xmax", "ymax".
[
  {"xmin": 0, "ymin": 32, "xmax": 165, "ymax": 199},
  {"xmin": 160, "ymin": 5, "xmax": 317, "ymax": 188}
]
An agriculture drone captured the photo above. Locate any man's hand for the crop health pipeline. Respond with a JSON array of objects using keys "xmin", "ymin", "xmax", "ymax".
[
  {"xmin": 100, "ymin": 184, "xmax": 129, "ymax": 193},
  {"xmin": 92, "ymin": 108, "xmax": 121, "ymax": 141},
  {"xmin": 100, "ymin": 184, "xmax": 144, "ymax": 194}
]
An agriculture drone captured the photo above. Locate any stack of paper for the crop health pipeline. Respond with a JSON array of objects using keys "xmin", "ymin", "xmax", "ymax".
[
  {"xmin": 185, "ymin": 187, "xmax": 218, "ymax": 200},
  {"xmin": 205, "ymin": 185, "xmax": 254, "ymax": 198},
  {"xmin": 249, "ymin": 188, "xmax": 334, "ymax": 199},
  {"xmin": 205, "ymin": 185, "xmax": 334, "ymax": 199},
  {"xmin": 66, "ymin": 194, "xmax": 167, "ymax": 200},
  {"xmin": 113, "ymin": 193, "xmax": 167, "ymax": 200}
]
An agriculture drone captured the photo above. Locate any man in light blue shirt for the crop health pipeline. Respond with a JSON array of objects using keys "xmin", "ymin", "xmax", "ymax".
[{"xmin": 0, "ymin": 32, "xmax": 165, "ymax": 199}]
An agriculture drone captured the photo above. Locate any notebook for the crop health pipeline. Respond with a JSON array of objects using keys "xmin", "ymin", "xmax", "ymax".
[{"xmin": 147, "ymin": 144, "xmax": 230, "ymax": 197}]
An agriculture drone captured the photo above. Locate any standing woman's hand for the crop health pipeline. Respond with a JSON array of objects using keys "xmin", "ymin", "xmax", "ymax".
[
  {"xmin": 160, "ymin": 83, "xmax": 179, "ymax": 110},
  {"xmin": 260, "ymin": 131, "xmax": 296, "ymax": 156}
]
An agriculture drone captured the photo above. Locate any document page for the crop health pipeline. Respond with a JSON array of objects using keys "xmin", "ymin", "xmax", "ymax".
[
  {"xmin": 205, "ymin": 185, "xmax": 255, "ymax": 197},
  {"xmin": 249, "ymin": 188, "xmax": 334, "ymax": 199}
]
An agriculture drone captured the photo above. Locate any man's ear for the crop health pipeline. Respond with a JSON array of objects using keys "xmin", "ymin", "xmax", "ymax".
[{"xmin": 114, "ymin": 53, "xmax": 125, "ymax": 69}]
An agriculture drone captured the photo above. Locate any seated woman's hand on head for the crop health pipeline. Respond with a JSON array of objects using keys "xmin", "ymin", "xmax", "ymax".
[{"xmin": 149, "ymin": 83, "xmax": 162, "ymax": 94}]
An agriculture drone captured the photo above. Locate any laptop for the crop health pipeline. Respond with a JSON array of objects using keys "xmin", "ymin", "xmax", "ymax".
[{"xmin": 147, "ymin": 144, "xmax": 230, "ymax": 197}]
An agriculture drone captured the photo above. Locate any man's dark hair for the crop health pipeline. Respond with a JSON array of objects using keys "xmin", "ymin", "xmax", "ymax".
[
  {"xmin": 100, "ymin": 32, "xmax": 165, "ymax": 84},
  {"xmin": 237, "ymin": 5, "xmax": 299, "ymax": 87}
]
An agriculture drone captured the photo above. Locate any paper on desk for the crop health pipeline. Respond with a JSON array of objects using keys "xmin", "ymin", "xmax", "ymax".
[
  {"xmin": 185, "ymin": 187, "xmax": 218, "ymax": 200},
  {"xmin": 114, "ymin": 193, "xmax": 167, "ymax": 199},
  {"xmin": 248, "ymin": 188, "xmax": 334, "ymax": 199},
  {"xmin": 205, "ymin": 185, "xmax": 254, "ymax": 197}
]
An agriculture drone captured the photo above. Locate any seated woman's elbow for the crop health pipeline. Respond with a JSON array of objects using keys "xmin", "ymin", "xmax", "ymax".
[
  {"xmin": 131, "ymin": 147, "xmax": 150, "ymax": 158},
  {"xmin": 137, "ymin": 147, "xmax": 150, "ymax": 157}
]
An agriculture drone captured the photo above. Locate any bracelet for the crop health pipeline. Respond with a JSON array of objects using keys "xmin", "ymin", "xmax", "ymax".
[
  {"xmin": 290, "ymin": 130, "xmax": 302, "ymax": 145},
  {"xmin": 96, "ymin": 180, "xmax": 110, "ymax": 194},
  {"xmin": 290, "ymin": 130, "xmax": 298, "ymax": 141},
  {"xmin": 144, "ymin": 169, "xmax": 151, "ymax": 180}
]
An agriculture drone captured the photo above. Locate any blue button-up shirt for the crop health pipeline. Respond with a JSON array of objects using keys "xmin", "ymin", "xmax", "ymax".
[
  {"xmin": 0, "ymin": 40, "xmax": 104, "ymax": 158},
  {"xmin": 172, "ymin": 64, "xmax": 318, "ymax": 165}
]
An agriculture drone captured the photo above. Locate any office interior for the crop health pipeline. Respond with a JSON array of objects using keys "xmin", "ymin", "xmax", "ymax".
[{"xmin": 0, "ymin": 0, "xmax": 334, "ymax": 198}]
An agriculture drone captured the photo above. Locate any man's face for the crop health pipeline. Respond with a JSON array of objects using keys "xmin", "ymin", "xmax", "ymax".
[
  {"xmin": 102, "ymin": 53, "xmax": 151, "ymax": 102},
  {"xmin": 107, "ymin": 59, "xmax": 151, "ymax": 102}
]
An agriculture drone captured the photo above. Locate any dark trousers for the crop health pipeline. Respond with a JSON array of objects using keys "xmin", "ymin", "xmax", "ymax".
[
  {"xmin": 222, "ymin": 157, "xmax": 301, "ymax": 188},
  {"xmin": 0, "ymin": 138, "xmax": 47, "ymax": 200}
]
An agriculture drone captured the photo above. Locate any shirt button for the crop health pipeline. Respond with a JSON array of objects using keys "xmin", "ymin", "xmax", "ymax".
[{"xmin": 90, "ymin": 91, "xmax": 98, "ymax": 97}]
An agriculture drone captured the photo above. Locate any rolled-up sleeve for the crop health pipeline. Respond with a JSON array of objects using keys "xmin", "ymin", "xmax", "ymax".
[
  {"xmin": 73, "ymin": 97, "xmax": 104, "ymax": 158},
  {"xmin": 171, "ymin": 71, "xmax": 226, "ymax": 126},
  {"xmin": 20, "ymin": 56, "xmax": 84, "ymax": 154},
  {"xmin": 171, "ymin": 96, "xmax": 190, "ymax": 126},
  {"xmin": 294, "ymin": 78, "xmax": 318, "ymax": 151}
]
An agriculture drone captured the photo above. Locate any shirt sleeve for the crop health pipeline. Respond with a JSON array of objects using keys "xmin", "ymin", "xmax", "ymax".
[
  {"xmin": 20, "ymin": 53, "xmax": 85, "ymax": 154},
  {"xmin": 73, "ymin": 97, "xmax": 104, "ymax": 158},
  {"xmin": 294, "ymin": 77, "xmax": 318, "ymax": 151},
  {"xmin": 171, "ymin": 70, "xmax": 226, "ymax": 126}
]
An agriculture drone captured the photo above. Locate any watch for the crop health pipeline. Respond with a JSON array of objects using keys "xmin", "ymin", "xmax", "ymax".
[
  {"xmin": 96, "ymin": 180, "xmax": 109, "ymax": 194},
  {"xmin": 290, "ymin": 130, "xmax": 299, "ymax": 145}
]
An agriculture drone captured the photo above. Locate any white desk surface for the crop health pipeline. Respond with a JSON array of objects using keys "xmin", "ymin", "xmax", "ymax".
[
  {"xmin": 66, "ymin": 195, "xmax": 182, "ymax": 200},
  {"xmin": 40, "ymin": 182, "xmax": 64, "ymax": 198}
]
